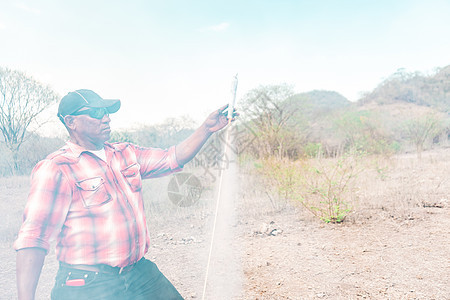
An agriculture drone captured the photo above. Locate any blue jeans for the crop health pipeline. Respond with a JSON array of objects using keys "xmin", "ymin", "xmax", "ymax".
[{"xmin": 51, "ymin": 258, "xmax": 184, "ymax": 300}]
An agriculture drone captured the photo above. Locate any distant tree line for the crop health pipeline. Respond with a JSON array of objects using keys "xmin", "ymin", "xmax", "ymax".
[
  {"xmin": 361, "ymin": 66, "xmax": 450, "ymax": 113},
  {"xmin": 110, "ymin": 116, "xmax": 196, "ymax": 149}
]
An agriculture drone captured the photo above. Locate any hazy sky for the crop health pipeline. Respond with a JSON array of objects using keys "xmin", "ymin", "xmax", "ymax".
[{"xmin": 1, "ymin": 0, "xmax": 449, "ymax": 133}]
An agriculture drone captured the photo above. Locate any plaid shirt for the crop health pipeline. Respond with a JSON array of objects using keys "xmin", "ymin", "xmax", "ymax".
[{"xmin": 14, "ymin": 141, "xmax": 182, "ymax": 267}]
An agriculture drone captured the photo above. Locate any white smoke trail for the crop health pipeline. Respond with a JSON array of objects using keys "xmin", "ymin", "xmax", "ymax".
[
  {"xmin": 202, "ymin": 75, "xmax": 241, "ymax": 299},
  {"xmin": 202, "ymin": 146, "xmax": 241, "ymax": 299}
]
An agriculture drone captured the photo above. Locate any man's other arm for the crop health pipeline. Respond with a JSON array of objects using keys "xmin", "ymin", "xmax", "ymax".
[{"xmin": 16, "ymin": 247, "xmax": 46, "ymax": 300}]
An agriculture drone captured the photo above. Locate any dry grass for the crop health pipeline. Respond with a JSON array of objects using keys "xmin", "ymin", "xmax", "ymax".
[
  {"xmin": 352, "ymin": 148, "xmax": 449, "ymax": 223},
  {"xmin": 1, "ymin": 149, "xmax": 449, "ymax": 299},
  {"xmin": 0, "ymin": 176, "xmax": 30, "ymax": 243},
  {"xmin": 240, "ymin": 148, "xmax": 450, "ymax": 299}
]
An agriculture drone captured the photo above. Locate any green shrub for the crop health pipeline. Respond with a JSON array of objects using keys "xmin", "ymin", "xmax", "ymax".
[
  {"xmin": 258, "ymin": 151, "xmax": 365, "ymax": 223},
  {"xmin": 296, "ymin": 152, "xmax": 364, "ymax": 223},
  {"xmin": 303, "ymin": 143, "xmax": 323, "ymax": 158}
]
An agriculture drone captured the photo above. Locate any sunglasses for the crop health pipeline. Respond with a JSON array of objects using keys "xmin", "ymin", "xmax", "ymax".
[{"xmin": 71, "ymin": 107, "xmax": 109, "ymax": 119}]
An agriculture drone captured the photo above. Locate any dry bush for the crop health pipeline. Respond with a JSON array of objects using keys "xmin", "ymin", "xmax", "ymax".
[
  {"xmin": 402, "ymin": 113, "xmax": 444, "ymax": 159},
  {"xmin": 256, "ymin": 151, "xmax": 367, "ymax": 223},
  {"xmin": 295, "ymin": 152, "xmax": 366, "ymax": 223}
]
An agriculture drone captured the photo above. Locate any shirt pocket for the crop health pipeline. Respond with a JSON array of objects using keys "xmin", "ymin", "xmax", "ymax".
[
  {"xmin": 121, "ymin": 163, "xmax": 142, "ymax": 192},
  {"xmin": 76, "ymin": 177, "xmax": 111, "ymax": 208}
]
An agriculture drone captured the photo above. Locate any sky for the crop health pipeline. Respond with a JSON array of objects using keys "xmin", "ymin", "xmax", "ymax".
[{"xmin": 1, "ymin": 0, "xmax": 449, "ymax": 135}]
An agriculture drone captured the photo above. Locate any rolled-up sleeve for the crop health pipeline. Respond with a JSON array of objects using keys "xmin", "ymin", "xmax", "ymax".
[
  {"xmin": 14, "ymin": 160, "xmax": 72, "ymax": 253},
  {"xmin": 133, "ymin": 144, "xmax": 183, "ymax": 179}
]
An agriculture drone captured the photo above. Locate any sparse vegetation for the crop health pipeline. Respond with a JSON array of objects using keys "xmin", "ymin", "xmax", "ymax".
[
  {"xmin": 234, "ymin": 66, "xmax": 449, "ymax": 223},
  {"xmin": 333, "ymin": 110, "xmax": 396, "ymax": 156},
  {"xmin": 257, "ymin": 150, "xmax": 365, "ymax": 223},
  {"xmin": 238, "ymin": 84, "xmax": 305, "ymax": 159},
  {"xmin": 256, "ymin": 157, "xmax": 298, "ymax": 212},
  {"xmin": 402, "ymin": 113, "xmax": 444, "ymax": 159},
  {"xmin": 296, "ymin": 151, "xmax": 365, "ymax": 223}
]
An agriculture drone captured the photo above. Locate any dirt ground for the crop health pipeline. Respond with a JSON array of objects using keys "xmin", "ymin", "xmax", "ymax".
[{"xmin": 1, "ymin": 149, "xmax": 449, "ymax": 299}]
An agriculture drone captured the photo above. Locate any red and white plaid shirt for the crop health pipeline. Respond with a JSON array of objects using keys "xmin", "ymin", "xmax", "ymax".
[{"xmin": 14, "ymin": 141, "xmax": 182, "ymax": 267}]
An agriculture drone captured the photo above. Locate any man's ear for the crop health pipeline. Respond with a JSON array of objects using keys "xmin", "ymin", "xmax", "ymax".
[{"xmin": 64, "ymin": 116, "xmax": 76, "ymax": 129}]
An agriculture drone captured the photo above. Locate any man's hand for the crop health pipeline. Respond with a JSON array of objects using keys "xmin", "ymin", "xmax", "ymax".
[
  {"xmin": 204, "ymin": 104, "xmax": 238, "ymax": 133},
  {"xmin": 175, "ymin": 105, "xmax": 238, "ymax": 166}
]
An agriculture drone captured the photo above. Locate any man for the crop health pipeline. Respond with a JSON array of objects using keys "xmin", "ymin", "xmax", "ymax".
[{"xmin": 14, "ymin": 89, "xmax": 235, "ymax": 300}]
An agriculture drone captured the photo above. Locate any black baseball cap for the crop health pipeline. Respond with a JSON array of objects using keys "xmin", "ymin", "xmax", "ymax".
[{"xmin": 57, "ymin": 89, "xmax": 121, "ymax": 121}]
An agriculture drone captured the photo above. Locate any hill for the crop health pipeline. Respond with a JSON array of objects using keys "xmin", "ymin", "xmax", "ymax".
[
  {"xmin": 284, "ymin": 90, "xmax": 351, "ymax": 120},
  {"xmin": 360, "ymin": 65, "xmax": 450, "ymax": 113},
  {"xmin": 279, "ymin": 68, "xmax": 450, "ymax": 156}
]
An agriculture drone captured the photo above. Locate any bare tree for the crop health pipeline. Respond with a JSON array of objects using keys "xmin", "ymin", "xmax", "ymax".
[
  {"xmin": 404, "ymin": 113, "xmax": 443, "ymax": 159},
  {"xmin": 0, "ymin": 67, "xmax": 59, "ymax": 173},
  {"xmin": 239, "ymin": 84, "xmax": 304, "ymax": 159}
]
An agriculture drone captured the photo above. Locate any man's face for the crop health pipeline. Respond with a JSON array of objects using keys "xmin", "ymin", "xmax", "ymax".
[{"xmin": 65, "ymin": 107, "xmax": 112, "ymax": 148}]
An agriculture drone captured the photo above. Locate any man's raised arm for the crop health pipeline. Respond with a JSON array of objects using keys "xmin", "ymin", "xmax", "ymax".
[{"xmin": 175, "ymin": 105, "xmax": 234, "ymax": 166}]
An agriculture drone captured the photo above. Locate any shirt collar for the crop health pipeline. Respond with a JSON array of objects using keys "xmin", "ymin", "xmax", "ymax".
[
  {"xmin": 65, "ymin": 141, "xmax": 92, "ymax": 157},
  {"xmin": 66, "ymin": 141, "xmax": 112, "ymax": 157},
  {"xmin": 65, "ymin": 141, "xmax": 125, "ymax": 158}
]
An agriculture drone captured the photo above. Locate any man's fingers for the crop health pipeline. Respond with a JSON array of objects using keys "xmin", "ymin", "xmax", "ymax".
[
  {"xmin": 221, "ymin": 107, "xmax": 238, "ymax": 119},
  {"xmin": 217, "ymin": 104, "xmax": 228, "ymax": 115}
]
